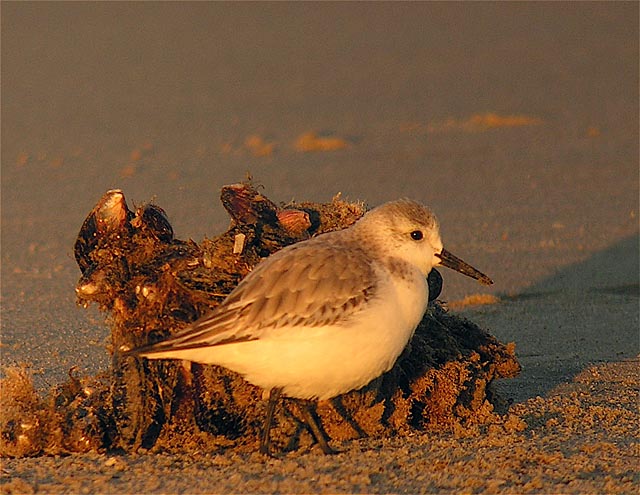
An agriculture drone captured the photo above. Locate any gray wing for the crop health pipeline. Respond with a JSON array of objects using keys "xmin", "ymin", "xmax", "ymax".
[{"xmin": 133, "ymin": 234, "xmax": 377, "ymax": 354}]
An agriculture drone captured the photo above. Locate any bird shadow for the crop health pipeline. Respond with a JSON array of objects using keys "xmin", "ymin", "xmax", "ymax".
[{"xmin": 462, "ymin": 233, "xmax": 639, "ymax": 404}]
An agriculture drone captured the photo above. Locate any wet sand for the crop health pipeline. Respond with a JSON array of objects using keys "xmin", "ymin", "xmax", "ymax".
[{"xmin": 1, "ymin": 3, "xmax": 638, "ymax": 493}]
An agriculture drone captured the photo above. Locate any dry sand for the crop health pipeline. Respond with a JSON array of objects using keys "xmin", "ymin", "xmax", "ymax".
[
  {"xmin": 1, "ymin": 3, "xmax": 638, "ymax": 494},
  {"xmin": 2, "ymin": 359, "xmax": 637, "ymax": 494}
]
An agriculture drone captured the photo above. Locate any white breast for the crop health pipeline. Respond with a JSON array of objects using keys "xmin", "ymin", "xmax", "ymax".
[{"xmin": 153, "ymin": 262, "xmax": 430, "ymax": 400}]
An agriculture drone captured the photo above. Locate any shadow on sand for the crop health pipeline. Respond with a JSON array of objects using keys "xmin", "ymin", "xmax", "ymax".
[{"xmin": 461, "ymin": 233, "xmax": 639, "ymax": 403}]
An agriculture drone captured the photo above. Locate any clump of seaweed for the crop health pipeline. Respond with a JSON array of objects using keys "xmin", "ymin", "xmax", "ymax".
[
  {"xmin": 0, "ymin": 182, "xmax": 520, "ymax": 457},
  {"xmin": 0, "ymin": 366, "xmax": 113, "ymax": 457}
]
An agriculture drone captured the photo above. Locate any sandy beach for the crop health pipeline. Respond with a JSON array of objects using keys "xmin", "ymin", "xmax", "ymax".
[{"xmin": 2, "ymin": 3, "xmax": 638, "ymax": 493}]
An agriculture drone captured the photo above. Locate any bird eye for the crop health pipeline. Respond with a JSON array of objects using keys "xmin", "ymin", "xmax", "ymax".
[{"xmin": 410, "ymin": 230, "xmax": 423, "ymax": 241}]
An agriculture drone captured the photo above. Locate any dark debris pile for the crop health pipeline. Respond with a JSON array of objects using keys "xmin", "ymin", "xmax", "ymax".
[{"xmin": 0, "ymin": 183, "xmax": 520, "ymax": 457}]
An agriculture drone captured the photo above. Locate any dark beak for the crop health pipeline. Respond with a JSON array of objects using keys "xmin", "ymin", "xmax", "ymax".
[{"xmin": 435, "ymin": 249, "xmax": 493, "ymax": 286}]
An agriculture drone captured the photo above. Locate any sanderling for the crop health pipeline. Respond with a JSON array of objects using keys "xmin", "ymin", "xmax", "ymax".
[{"xmin": 125, "ymin": 199, "xmax": 492, "ymax": 454}]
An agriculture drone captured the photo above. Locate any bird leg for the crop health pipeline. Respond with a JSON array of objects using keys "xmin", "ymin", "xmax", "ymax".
[
  {"xmin": 299, "ymin": 401, "xmax": 338, "ymax": 455},
  {"xmin": 260, "ymin": 387, "xmax": 283, "ymax": 456}
]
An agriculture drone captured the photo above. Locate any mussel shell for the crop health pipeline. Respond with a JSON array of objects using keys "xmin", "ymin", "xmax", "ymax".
[
  {"xmin": 220, "ymin": 183, "xmax": 278, "ymax": 225},
  {"xmin": 132, "ymin": 204, "xmax": 174, "ymax": 243},
  {"xmin": 276, "ymin": 208, "xmax": 312, "ymax": 236},
  {"xmin": 74, "ymin": 190, "xmax": 132, "ymax": 274}
]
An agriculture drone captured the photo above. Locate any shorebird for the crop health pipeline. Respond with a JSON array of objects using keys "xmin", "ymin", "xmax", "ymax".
[{"xmin": 126, "ymin": 199, "xmax": 492, "ymax": 454}]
